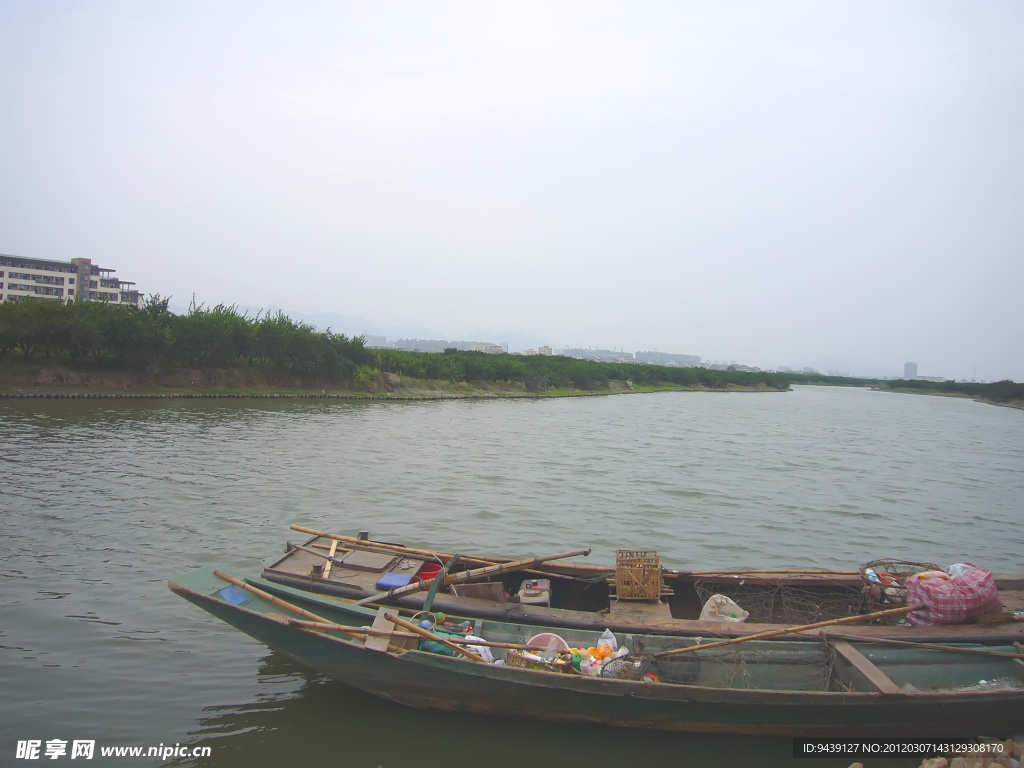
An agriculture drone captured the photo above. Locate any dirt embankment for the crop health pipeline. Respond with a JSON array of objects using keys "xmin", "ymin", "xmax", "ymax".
[
  {"xmin": 0, "ymin": 364, "xmax": 341, "ymax": 396},
  {"xmin": 0, "ymin": 364, "xmax": 564, "ymax": 399},
  {"xmin": 0, "ymin": 364, "xmax": 782, "ymax": 400}
]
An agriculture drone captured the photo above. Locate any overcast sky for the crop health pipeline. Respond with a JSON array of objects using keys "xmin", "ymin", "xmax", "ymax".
[{"xmin": 2, "ymin": 2, "xmax": 1022, "ymax": 380}]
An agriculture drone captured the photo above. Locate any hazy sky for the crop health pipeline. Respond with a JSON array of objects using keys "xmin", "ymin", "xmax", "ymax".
[{"xmin": 2, "ymin": 2, "xmax": 1022, "ymax": 380}]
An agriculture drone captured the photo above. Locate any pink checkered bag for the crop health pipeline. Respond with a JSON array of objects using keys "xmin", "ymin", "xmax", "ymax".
[{"xmin": 904, "ymin": 563, "xmax": 1000, "ymax": 625}]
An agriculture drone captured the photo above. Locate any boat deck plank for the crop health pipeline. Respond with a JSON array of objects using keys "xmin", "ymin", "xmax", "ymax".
[{"xmin": 830, "ymin": 640, "xmax": 903, "ymax": 695}]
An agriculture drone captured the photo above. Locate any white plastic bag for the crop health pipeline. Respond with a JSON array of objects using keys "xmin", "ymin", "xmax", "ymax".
[
  {"xmin": 598, "ymin": 628, "xmax": 618, "ymax": 650},
  {"xmin": 463, "ymin": 635, "xmax": 495, "ymax": 663},
  {"xmin": 699, "ymin": 594, "xmax": 749, "ymax": 622}
]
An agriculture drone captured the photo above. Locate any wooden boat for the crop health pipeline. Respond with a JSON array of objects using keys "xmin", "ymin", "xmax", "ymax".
[
  {"xmin": 259, "ymin": 526, "xmax": 1024, "ymax": 642},
  {"xmin": 170, "ymin": 566, "xmax": 1024, "ymax": 736}
]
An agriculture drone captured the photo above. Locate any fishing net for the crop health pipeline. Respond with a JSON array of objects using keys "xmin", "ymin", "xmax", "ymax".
[
  {"xmin": 693, "ymin": 579, "xmax": 864, "ymax": 625},
  {"xmin": 860, "ymin": 559, "xmax": 941, "ymax": 615},
  {"xmin": 634, "ymin": 636, "xmax": 839, "ymax": 691}
]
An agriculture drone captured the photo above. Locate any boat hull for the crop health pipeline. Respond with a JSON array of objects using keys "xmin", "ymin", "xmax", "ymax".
[{"xmin": 170, "ymin": 568, "xmax": 1024, "ymax": 737}]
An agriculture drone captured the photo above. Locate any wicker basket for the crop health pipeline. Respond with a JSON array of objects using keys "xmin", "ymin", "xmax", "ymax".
[
  {"xmin": 613, "ymin": 550, "xmax": 664, "ymax": 601},
  {"xmin": 860, "ymin": 558, "xmax": 941, "ymax": 613}
]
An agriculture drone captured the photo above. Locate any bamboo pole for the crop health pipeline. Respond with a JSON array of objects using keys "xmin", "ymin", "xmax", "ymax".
[
  {"xmin": 655, "ymin": 605, "xmax": 917, "ymax": 657},
  {"xmin": 381, "ymin": 612, "xmax": 486, "ymax": 662},
  {"xmin": 289, "ymin": 525, "xmax": 597, "ymax": 577},
  {"xmin": 686, "ymin": 569, "xmax": 860, "ymax": 576},
  {"xmin": 285, "ymin": 619, "xmax": 416, "ymax": 640},
  {"xmin": 289, "ymin": 525, "xmax": 498, "ymax": 567},
  {"xmin": 821, "ymin": 632, "xmax": 1024, "ymax": 660},
  {"xmin": 285, "ymin": 618, "xmax": 535, "ymax": 650},
  {"xmin": 356, "ymin": 548, "xmax": 591, "ymax": 606},
  {"xmin": 213, "ymin": 570, "xmax": 368, "ymax": 641}
]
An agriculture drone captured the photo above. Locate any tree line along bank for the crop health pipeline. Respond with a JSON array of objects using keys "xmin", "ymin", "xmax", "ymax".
[{"xmin": 1, "ymin": 297, "xmax": 1019, "ymax": 402}]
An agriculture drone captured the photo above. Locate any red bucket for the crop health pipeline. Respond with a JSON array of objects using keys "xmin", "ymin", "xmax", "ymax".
[{"xmin": 414, "ymin": 562, "xmax": 443, "ymax": 583}]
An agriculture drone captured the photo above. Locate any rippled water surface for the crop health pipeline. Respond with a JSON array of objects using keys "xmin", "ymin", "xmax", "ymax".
[{"xmin": 2, "ymin": 386, "xmax": 1022, "ymax": 766}]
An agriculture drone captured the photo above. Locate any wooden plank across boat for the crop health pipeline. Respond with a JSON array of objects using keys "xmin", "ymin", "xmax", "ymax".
[
  {"xmin": 169, "ymin": 566, "xmax": 1024, "ymax": 737},
  {"xmin": 259, "ymin": 527, "xmax": 1024, "ymax": 643}
]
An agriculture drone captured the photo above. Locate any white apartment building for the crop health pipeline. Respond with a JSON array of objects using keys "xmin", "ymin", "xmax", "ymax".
[{"xmin": 0, "ymin": 253, "xmax": 142, "ymax": 307}]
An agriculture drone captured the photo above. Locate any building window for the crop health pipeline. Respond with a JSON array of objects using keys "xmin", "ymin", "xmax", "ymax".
[{"xmin": 68, "ymin": 278, "xmax": 74, "ymax": 284}]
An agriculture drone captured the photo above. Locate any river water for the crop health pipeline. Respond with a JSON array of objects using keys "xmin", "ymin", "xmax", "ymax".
[{"xmin": 2, "ymin": 386, "xmax": 1022, "ymax": 766}]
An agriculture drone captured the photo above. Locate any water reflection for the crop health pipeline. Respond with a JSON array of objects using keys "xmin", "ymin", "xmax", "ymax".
[{"xmin": 173, "ymin": 651, "xmax": 865, "ymax": 768}]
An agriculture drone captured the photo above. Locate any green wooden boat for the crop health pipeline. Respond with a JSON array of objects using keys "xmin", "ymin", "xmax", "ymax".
[
  {"xmin": 170, "ymin": 566, "xmax": 1024, "ymax": 736},
  {"xmin": 261, "ymin": 528, "xmax": 1024, "ymax": 643}
]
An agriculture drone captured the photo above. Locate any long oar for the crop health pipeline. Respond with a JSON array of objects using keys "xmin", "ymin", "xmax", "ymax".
[
  {"xmin": 381, "ymin": 612, "xmax": 486, "ymax": 662},
  {"xmin": 655, "ymin": 605, "xmax": 917, "ymax": 657},
  {"xmin": 821, "ymin": 632, "xmax": 1024, "ymax": 660},
  {"xmin": 356, "ymin": 548, "xmax": 592, "ymax": 607}
]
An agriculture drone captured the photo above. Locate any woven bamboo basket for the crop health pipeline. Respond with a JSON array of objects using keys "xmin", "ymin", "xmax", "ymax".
[{"xmin": 613, "ymin": 550, "xmax": 664, "ymax": 601}]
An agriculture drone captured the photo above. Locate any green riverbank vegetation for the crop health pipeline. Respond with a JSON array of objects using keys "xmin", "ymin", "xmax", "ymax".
[
  {"xmin": 0, "ymin": 298, "xmax": 788, "ymax": 396},
  {"xmin": 787, "ymin": 372, "xmax": 1024, "ymax": 408}
]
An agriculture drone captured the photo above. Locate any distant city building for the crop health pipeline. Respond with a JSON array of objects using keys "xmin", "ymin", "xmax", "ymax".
[
  {"xmin": 635, "ymin": 351, "xmax": 701, "ymax": 367},
  {"xmin": 448, "ymin": 341, "xmax": 507, "ymax": 354},
  {"xmin": 393, "ymin": 339, "xmax": 506, "ymax": 354},
  {"xmin": 562, "ymin": 347, "xmax": 634, "ymax": 363},
  {"xmin": 904, "ymin": 362, "xmax": 918, "ymax": 378},
  {"xmin": 708, "ymin": 363, "xmax": 762, "ymax": 372},
  {"xmin": 394, "ymin": 339, "xmax": 450, "ymax": 353},
  {"xmin": 538, "ymin": 346, "xmax": 552, "ymax": 356},
  {"xmin": 0, "ymin": 253, "xmax": 142, "ymax": 307},
  {"xmin": 362, "ymin": 335, "xmax": 388, "ymax": 348}
]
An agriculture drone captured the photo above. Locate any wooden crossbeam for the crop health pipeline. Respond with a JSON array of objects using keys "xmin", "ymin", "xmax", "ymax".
[{"xmin": 322, "ymin": 539, "xmax": 339, "ymax": 580}]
